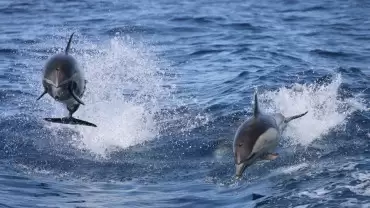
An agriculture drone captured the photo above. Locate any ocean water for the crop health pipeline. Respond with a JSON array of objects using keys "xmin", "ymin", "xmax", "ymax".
[{"xmin": 1, "ymin": 0, "xmax": 370, "ymax": 207}]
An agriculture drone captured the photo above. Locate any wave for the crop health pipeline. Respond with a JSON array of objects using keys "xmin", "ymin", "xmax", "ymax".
[
  {"xmin": 170, "ymin": 16, "xmax": 226, "ymax": 24},
  {"xmin": 310, "ymin": 49, "xmax": 353, "ymax": 58}
]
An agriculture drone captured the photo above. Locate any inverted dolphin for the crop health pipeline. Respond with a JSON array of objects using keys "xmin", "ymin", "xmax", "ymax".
[
  {"xmin": 37, "ymin": 33, "xmax": 97, "ymax": 127},
  {"xmin": 233, "ymin": 91, "xmax": 307, "ymax": 178}
]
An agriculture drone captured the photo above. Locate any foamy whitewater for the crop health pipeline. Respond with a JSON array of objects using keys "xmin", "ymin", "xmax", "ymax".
[{"xmin": 260, "ymin": 74, "xmax": 366, "ymax": 146}]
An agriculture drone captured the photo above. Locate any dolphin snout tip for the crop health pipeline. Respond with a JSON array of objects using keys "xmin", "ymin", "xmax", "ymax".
[{"xmin": 235, "ymin": 163, "xmax": 246, "ymax": 178}]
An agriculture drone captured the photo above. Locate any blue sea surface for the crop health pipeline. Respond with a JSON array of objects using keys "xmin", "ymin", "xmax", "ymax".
[{"xmin": 1, "ymin": 0, "xmax": 370, "ymax": 207}]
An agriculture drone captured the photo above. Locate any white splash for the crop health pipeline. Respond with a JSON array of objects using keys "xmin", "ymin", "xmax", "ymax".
[
  {"xmin": 279, "ymin": 163, "xmax": 309, "ymax": 174},
  {"xmin": 31, "ymin": 32, "xmax": 211, "ymax": 156},
  {"xmin": 63, "ymin": 35, "xmax": 171, "ymax": 156},
  {"xmin": 260, "ymin": 74, "xmax": 366, "ymax": 146}
]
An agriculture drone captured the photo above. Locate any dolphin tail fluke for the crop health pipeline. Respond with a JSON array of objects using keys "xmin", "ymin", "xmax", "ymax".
[
  {"xmin": 65, "ymin": 33, "xmax": 75, "ymax": 55},
  {"xmin": 253, "ymin": 88, "xmax": 259, "ymax": 117},
  {"xmin": 44, "ymin": 117, "xmax": 97, "ymax": 127},
  {"xmin": 284, "ymin": 111, "xmax": 308, "ymax": 123},
  {"xmin": 36, "ymin": 90, "xmax": 47, "ymax": 101}
]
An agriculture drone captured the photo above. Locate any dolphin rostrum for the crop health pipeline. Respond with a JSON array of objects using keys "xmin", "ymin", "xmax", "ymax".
[{"xmin": 37, "ymin": 33, "xmax": 97, "ymax": 127}]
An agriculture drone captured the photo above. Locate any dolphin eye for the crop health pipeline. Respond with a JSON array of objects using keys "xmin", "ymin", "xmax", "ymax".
[{"xmin": 238, "ymin": 143, "xmax": 243, "ymax": 147}]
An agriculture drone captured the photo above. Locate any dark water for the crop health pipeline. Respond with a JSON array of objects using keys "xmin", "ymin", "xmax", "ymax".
[{"xmin": 1, "ymin": 0, "xmax": 370, "ymax": 207}]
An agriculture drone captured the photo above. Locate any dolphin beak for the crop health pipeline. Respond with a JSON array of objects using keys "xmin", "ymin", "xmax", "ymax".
[{"xmin": 235, "ymin": 162, "xmax": 246, "ymax": 178}]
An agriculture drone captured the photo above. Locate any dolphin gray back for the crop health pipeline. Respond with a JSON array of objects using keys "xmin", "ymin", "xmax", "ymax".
[
  {"xmin": 43, "ymin": 55, "xmax": 78, "ymax": 79},
  {"xmin": 43, "ymin": 33, "xmax": 79, "ymax": 84},
  {"xmin": 41, "ymin": 33, "xmax": 85, "ymax": 101}
]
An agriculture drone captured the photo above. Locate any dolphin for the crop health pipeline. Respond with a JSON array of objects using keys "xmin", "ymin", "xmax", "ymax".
[
  {"xmin": 233, "ymin": 91, "xmax": 307, "ymax": 178},
  {"xmin": 37, "ymin": 33, "xmax": 97, "ymax": 127}
]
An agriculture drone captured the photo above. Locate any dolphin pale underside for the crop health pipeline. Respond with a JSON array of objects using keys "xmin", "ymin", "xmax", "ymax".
[{"xmin": 44, "ymin": 117, "xmax": 97, "ymax": 127}]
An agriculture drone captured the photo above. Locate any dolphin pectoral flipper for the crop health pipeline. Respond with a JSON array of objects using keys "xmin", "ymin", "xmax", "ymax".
[
  {"xmin": 68, "ymin": 85, "xmax": 85, "ymax": 105},
  {"xmin": 36, "ymin": 90, "xmax": 47, "ymax": 101},
  {"xmin": 262, "ymin": 153, "xmax": 279, "ymax": 160},
  {"xmin": 284, "ymin": 111, "xmax": 308, "ymax": 123},
  {"xmin": 44, "ymin": 117, "xmax": 97, "ymax": 127}
]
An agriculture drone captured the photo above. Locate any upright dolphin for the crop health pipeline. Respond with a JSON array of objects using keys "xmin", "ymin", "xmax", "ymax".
[
  {"xmin": 233, "ymin": 90, "xmax": 307, "ymax": 178},
  {"xmin": 37, "ymin": 33, "xmax": 97, "ymax": 127}
]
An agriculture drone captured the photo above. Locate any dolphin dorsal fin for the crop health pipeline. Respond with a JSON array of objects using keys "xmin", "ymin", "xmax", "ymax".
[
  {"xmin": 65, "ymin": 33, "xmax": 75, "ymax": 55},
  {"xmin": 253, "ymin": 91, "xmax": 259, "ymax": 117}
]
